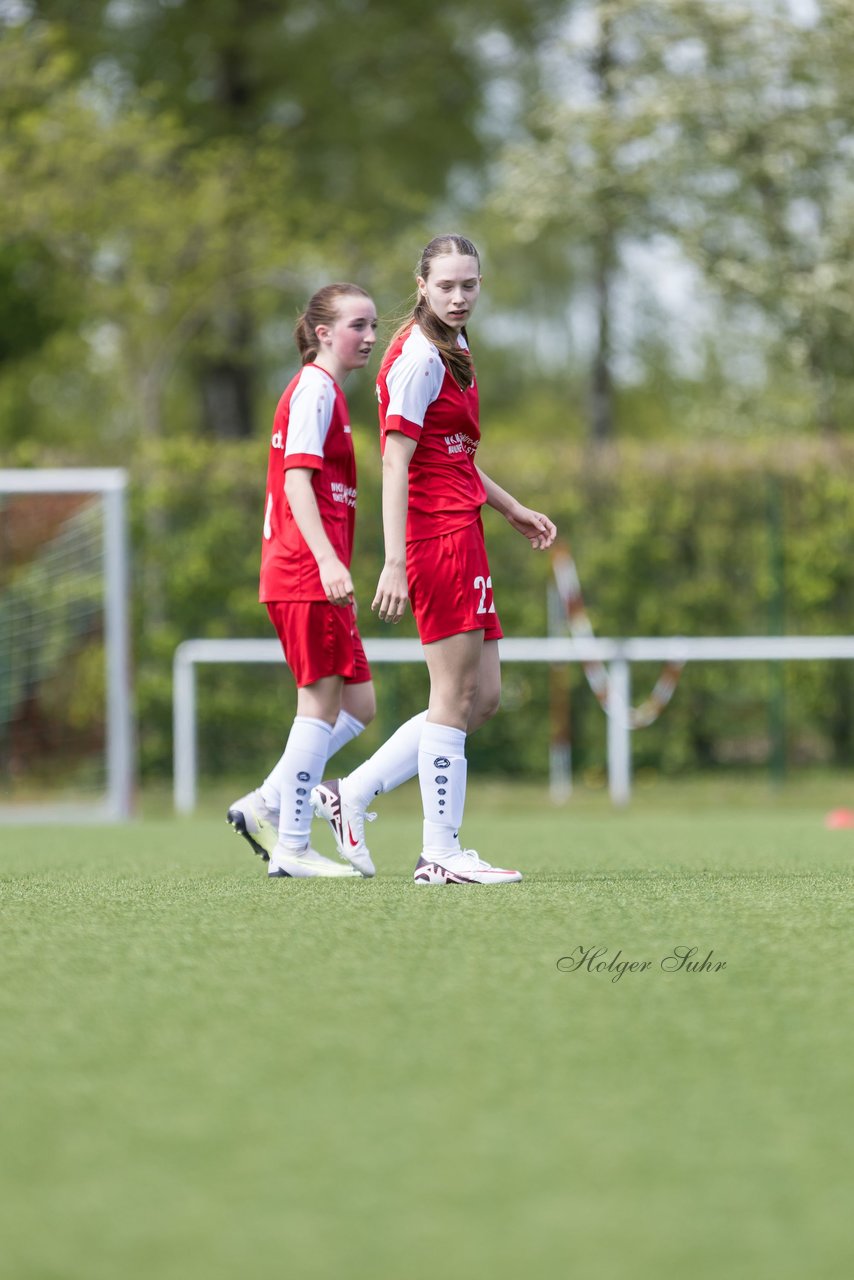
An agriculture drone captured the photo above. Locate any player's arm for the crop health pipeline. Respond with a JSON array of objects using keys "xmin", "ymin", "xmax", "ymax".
[
  {"xmin": 476, "ymin": 465, "xmax": 557, "ymax": 551},
  {"xmin": 284, "ymin": 468, "xmax": 354, "ymax": 604},
  {"xmin": 372, "ymin": 433, "xmax": 416, "ymax": 623}
]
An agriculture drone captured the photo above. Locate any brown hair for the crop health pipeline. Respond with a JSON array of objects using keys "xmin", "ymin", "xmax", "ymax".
[
  {"xmin": 294, "ymin": 283, "xmax": 371, "ymax": 365},
  {"xmin": 393, "ymin": 235, "xmax": 481, "ymax": 390}
]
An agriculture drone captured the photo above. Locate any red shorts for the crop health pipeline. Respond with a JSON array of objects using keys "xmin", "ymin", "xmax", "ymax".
[
  {"xmin": 266, "ymin": 601, "xmax": 372, "ymax": 688},
  {"xmin": 407, "ymin": 518, "xmax": 504, "ymax": 646}
]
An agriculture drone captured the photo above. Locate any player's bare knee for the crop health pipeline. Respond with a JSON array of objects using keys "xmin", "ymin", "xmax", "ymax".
[
  {"xmin": 460, "ymin": 676, "xmax": 481, "ymax": 718},
  {"xmin": 431, "ymin": 680, "xmax": 478, "ymax": 728},
  {"xmin": 469, "ymin": 686, "xmax": 501, "ymax": 732},
  {"xmin": 359, "ymin": 693, "xmax": 377, "ymax": 727},
  {"xmin": 343, "ymin": 681, "xmax": 377, "ymax": 728}
]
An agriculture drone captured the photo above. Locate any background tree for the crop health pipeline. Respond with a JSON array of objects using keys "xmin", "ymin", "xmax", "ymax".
[
  {"xmin": 487, "ymin": 0, "xmax": 854, "ymax": 442},
  {"xmin": 666, "ymin": 0, "xmax": 854, "ymax": 435},
  {"xmin": 5, "ymin": 0, "xmax": 854, "ymax": 454},
  {"xmin": 22, "ymin": 0, "xmax": 563, "ymax": 438},
  {"xmin": 488, "ymin": 0, "xmax": 696, "ymax": 444}
]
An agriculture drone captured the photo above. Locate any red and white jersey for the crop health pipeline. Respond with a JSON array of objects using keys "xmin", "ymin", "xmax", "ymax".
[
  {"xmin": 377, "ymin": 324, "xmax": 487, "ymax": 541},
  {"xmin": 259, "ymin": 363, "xmax": 356, "ymax": 602}
]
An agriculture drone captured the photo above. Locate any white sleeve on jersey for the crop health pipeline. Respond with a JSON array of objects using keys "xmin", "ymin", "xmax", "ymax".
[
  {"xmin": 285, "ymin": 368, "xmax": 334, "ymax": 459},
  {"xmin": 385, "ymin": 327, "xmax": 447, "ymax": 429}
]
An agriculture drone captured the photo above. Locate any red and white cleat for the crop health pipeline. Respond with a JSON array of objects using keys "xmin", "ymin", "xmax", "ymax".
[
  {"xmin": 310, "ymin": 779, "xmax": 377, "ymax": 878},
  {"xmin": 413, "ymin": 849, "xmax": 522, "ymax": 886}
]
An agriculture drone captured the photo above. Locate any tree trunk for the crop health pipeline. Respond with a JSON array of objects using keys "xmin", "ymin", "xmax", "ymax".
[
  {"xmin": 589, "ymin": 4, "xmax": 616, "ymax": 445},
  {"xmin": 590, "ymin": 247, "xmax": 614, "ymax": 444},
  {"xmin": 195, "ymin": 34, "xmax": 257, "ymax": 439},
  {"xmin": 198, "ymin": 307, "xmax": 255, "ymax": 439}
]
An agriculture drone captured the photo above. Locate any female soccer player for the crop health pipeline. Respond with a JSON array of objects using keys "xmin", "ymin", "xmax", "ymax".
[
  {"xmin": 227, "ymin": 283, "xmax": 379, "ymax": 878},
  {"xmin": 312, "ymin": 236, "xmax": 556, "ymax": 884}
]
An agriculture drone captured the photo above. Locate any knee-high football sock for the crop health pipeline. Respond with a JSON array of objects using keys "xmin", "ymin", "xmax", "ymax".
[
  {"xmin": 262, "ymin": 716, "xmax": 332, "ymax": 849},
  {"xmin": 327, "ymin": 709, "xmax": 366, "ymax": 760},
  {"xmin": 343, "ymin": 711, "xmax": 427, "ymax": 809},
  {"xmin": 418, "ymin": 721, "xmax": 467, "ymax": 853}
]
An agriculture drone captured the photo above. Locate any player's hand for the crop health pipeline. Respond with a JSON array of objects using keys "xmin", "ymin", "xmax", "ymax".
[
  {"xmin": 318, "ymin": 555, "xmax": 355, "ymax": 605},
  {"xmin": 372, "ymin": 563, "xmax": 409, "ymax": 623},
  {"xmin": 506, "ymin": 505, "xmax": 557, "ymax": 550}
]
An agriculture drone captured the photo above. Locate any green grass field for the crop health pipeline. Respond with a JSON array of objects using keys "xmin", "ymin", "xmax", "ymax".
[{"xmin": 2, "ymin": 781, "xmax": 852, "ymax": 1280}]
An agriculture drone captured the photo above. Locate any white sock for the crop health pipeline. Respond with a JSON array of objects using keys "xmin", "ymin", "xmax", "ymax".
[
  {"xmin": 419, "ymin": 721, "xmax": 466, "ymax": 853},
  {"xmin": 261, "ymin": 716, "xmax": 332, "ymax": 849},
  {"xmin": 327, "ymin": 709, "xmax": 366, "ymax": 760},
  {"xmin": 344, "ymin": 711, "xmax": 427, "ymax": 809},
  {"xmin": 262, "ymin": 710, "xmax": 366, "ymax": 811}
]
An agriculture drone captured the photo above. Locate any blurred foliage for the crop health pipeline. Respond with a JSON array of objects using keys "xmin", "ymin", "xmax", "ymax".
[
  {"xmin": 30, "ymin": 0, "xmax": 561, "ymax": 213},
  {"xmin": 488, "ymin": 0, "xmax": 854, "ymax": 437},
  {"xmin": 125, "ymin": 435, "xmax": 854, "ymax": 781},
  {"xmin": 3, "ymin": 4, "xmax": 854, "ymax": 446},
  {"xmin": 2, "ymin": 2, "xmax": 562, "ymax": 440},
  {"xmin": 0, "ymin": 238, "xmax": 70, "ymax": 363}
]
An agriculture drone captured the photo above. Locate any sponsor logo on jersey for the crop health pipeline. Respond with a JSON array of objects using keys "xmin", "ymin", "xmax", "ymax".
[
  {"xmin": 271, "ymin": 430, "xmax": 284, "ymax": 449},
  {"xmin": 434, "ymin": 756, "xmax": 451, "ymax": 768},
  {"xmin": 330, "ymin": 481, "xmax": 357, "ymax": 508},
  {"xmin": 443, "ymin": 431, "xmax": 478, "ymax": 457}
]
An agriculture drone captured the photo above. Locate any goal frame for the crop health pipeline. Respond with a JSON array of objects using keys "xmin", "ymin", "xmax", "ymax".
[
  {"xmin": 0, "ymin": 468, "xmax": 134, "ymax": 823},
  {"xmin": 173, "ymin": 634, "xmax": 854, "ymax": 812}
]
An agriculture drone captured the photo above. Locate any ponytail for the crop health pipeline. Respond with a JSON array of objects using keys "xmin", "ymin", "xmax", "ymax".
[{"xmin": 293, "ymin": 313, "xmax": 319, "ymax": 365}]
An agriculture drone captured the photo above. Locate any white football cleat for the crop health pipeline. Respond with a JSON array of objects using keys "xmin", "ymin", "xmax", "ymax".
[
  {"xmin": 310, "ymin": 779, "xmax": 377, "ymax": 878},
  {"xmin": 268, "ymin": 843, "xmax": 363, "ymax": 879},
  {"xmin": 413, "ymin": 849, "xmax": 523, "ymax": 886},
  {"xmin": 226, "ymin": 789, "xmax": 279, "ymax": 861}
]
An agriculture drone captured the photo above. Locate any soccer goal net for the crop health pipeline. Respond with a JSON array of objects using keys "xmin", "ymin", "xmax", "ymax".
[{"xmin": 0, "ymin": 469, "xmax": 134, "ymax": 822}]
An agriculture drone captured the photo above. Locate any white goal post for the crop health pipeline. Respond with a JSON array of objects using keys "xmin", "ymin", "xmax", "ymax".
[
  {"xmin": 172, "ymin": 634, "xmax": 854, "ymax": 812},
  {"xmin": 0, "ymin": 468, "xmax": 134, "ymax": 822}
]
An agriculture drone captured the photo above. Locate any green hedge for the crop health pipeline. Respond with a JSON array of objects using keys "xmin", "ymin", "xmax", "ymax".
[{"xmin": 130, "ymin": 436, "xmax": 854, "ymax": 782}]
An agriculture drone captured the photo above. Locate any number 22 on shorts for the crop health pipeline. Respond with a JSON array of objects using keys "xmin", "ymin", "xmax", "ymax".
[{"xmin": 474, "ymin": 574, "xmax": 495, "ymax": 614}]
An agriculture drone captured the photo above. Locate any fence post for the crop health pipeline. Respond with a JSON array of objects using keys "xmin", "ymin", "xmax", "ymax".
[
  {"xmin": 607, "ymin": 658, "xmax": 631, "ymax": 806},
  {"xmin": 173, "ymin": 645, "xmax": 197, "ymax": 814}
]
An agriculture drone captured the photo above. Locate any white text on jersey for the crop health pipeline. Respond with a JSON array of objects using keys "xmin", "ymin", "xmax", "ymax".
[
  {"xmin": 330, "ymin": 482, "xmax": 357, "ymax": 508},
  {"xmin": 444, "ymin": 432, "xmax": 478, "ymax": 456}
]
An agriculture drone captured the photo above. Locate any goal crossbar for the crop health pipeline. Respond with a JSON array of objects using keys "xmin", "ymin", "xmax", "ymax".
[{"xmin": 173, "ymin": 635, "xmax": 854, "ymax": 812}]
